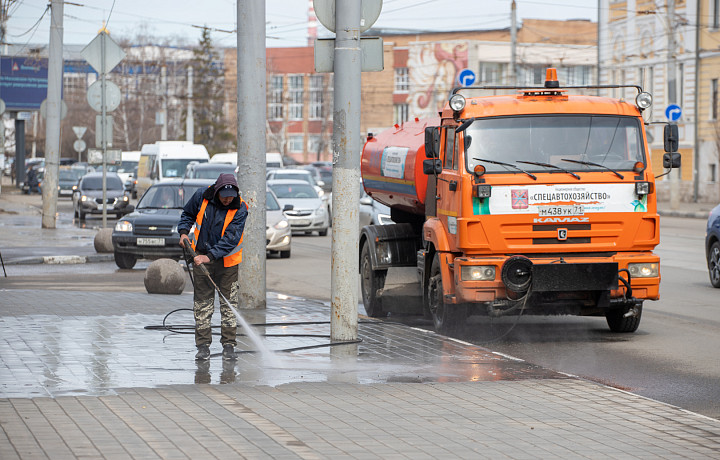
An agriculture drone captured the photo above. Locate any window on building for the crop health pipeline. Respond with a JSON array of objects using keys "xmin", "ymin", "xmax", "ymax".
[
  {"xmin": 714, "ymin": 0, "xmax": 720, "ymax": 29},
  {"xmin": 712, "ymin": 79, "xmax": 718, "ymax": 120},
  {"xmin": 288, "ymin": 75, "xmax": 304, "ymax": 120},
  {"xmin": 394, "ymin": 103, "xmax": 409, "ymax": 125},
  {"xmin": 289, "ymin": 135, "xmax": 304, "ymax": 153},
  {"xmin": 308, "ymin": 135, "xmax": 322, "ymax": 154},
  {"xmin": 558, "ymin": 66, "xmax": 591, "ymax": 85},
  {"xmin": 309, "ymin": 75, "xmax": 324, "ymax": 120},
  {"xmin": 710, "ymin": 164, "xmax": 717, "ymax": 183},
  {"xmin": 270, "ymin": 75, "xmax": 283, "ymax": 120},
  {"xmin": 478, "ymin": 62, "xmax": 505, "ymax": 84},
  {"xmin": 395, "ymin": 67, "xmax": 409, "ymax": 92}
]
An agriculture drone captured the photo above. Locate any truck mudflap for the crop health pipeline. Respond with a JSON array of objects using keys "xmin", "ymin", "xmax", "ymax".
[{"xmin": 360, "ymin": 223, "xmax": 420, "ymax": 271}]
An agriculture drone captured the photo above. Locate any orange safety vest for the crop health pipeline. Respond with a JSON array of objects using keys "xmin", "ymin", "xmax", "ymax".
[{"xmin": 189, "ymin": 198, "xmax": 245, "ymax": 267}]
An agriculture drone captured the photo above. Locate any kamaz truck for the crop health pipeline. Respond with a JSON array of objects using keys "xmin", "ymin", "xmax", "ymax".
[{"xmin": 359, "ymin": 69, "xmax": 681, "ymax": 335}]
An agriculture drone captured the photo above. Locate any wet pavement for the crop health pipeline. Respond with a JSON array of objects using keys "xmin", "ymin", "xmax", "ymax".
[{"xmin": 2, "ymin": 179, "xmax": 720, "ymax": 458}]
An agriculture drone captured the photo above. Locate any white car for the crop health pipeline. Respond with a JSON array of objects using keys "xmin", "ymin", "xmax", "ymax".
[
  {"xmin": 266, "ymin": 188, "xmax": 292, "ymax": 258},
  {"xmin": 267, "ymin": 179, "xmax": 329, "ymax": 236}
]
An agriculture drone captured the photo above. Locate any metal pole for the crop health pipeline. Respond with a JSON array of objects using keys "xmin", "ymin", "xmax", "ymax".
[
  {"xmin": 510, "ymin": 0, "xmax": 517, "ymax": 85},
  {"xmin": 101, "ymin": 32, "xmax": 108, "ymax": 228},
  {"xmin": 161, "ymin": 66, "xmax": 168, "ymax": 141},
  {"xmin": 15, "ymin": 118, "xmax": 25, "ymax": 187},
  {"xmin": 330, "ymin": 0, "xmax": 361, "ymax": 341},
  {"xmin": 236, "ymin": 0, "xmax": 267, "ymax": 309},
  {"xmin": 667, "ymin": 0, "xmax": 680, "ymax": 210},
  {"xmin": 186, "ymin": 66, "xmax": 194, "ymax": 142},
  {"xmin": 41, "ymin": 0, "xmax": 63, "ymax": 229}
]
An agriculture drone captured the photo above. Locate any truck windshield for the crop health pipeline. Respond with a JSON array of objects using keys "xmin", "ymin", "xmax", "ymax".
[
  {"xmin": 465, "ymin": 115, "xmax": 645, "ymax": 174},
  {"xmin": 162, "ymin": 159, "xmax": 208, "ymax": 178}
]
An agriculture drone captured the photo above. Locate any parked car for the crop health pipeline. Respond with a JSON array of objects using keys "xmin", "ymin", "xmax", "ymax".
[
  {"xmin": 56, "ymin": 167, "xmax": 83, "ymax": 198},
  {"xmin": 266, "ymin": 188, "xmax": 292, "ymax": 258},
  {"xmin": 111, "ymin": 179, "xmax": 214, "ymax": 269},
  {"xmin": 706, "ymin": 203, "xmax": 720, "ymax": 288},
  {"xmin": 184, "ymin": 162, "xmax": 237, "ymax": 179},
  {"xmin": 359, "ymin": 190, "xmax": 393, "ymax": 229},
  {"xmin": 72, "ymin": 172, "xmax": 132, "ymax": 220},
  {"xmin": 267, "ymin": 179, "xmax": 329, "ymax": 236},
  {"xmin": 266, "ymin": 168, "xmax": 330, "ymax": 218}
]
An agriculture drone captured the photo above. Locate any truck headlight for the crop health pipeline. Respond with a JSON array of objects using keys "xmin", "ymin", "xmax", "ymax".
[
  {"xmin": 449, "ymin": 94, "xmax": 466, "ymax": 112},
  {"xmin": 628, "ymin": 263, "xmax": 658, "ymax": 278},
  {"xmin": 461, "ymin": 265, "xmax": 496, "ymax": 281},
  {"xmin": 115, "ymin": 220, "xmax": 133, "ymax": 232}
]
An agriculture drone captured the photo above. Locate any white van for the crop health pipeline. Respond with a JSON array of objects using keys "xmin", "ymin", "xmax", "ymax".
[
  {"xmin": 136, "ymin": 141, "xmax": 210, "ymax": 198},
  {"xmin": 117, "ymin": 151, "xmax": 140, "ymax": 185},
  {"xmin": 266, "ymin": 152, "xmax": 283, "ymax": 169},
  {"xmin": 209, "ymin": 152, "xmax": 237, "ymax": 165}
]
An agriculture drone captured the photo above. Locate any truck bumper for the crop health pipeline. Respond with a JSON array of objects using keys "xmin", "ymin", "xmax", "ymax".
[{"xmin": 448, "ymin": 253, "xmax": 660, "ymax": 306}]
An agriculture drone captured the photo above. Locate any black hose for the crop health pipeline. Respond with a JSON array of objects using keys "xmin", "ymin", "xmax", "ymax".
[{"xmin": 618, "ymin": 269, "xmax": 632, "ymax": 298}]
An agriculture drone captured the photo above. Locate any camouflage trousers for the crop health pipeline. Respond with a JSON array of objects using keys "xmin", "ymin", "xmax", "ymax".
[{"xmin": 193, "ymin": 258, "xmax": 239, "ymax": 347}]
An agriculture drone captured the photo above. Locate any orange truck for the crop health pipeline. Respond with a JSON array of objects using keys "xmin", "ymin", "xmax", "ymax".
[{"xmin": 359, "ymin": 69, "xmax": 681, "ymax": 335}]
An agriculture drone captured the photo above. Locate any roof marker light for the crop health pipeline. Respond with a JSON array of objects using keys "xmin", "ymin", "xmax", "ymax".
[{"xmin": 545, "ymin": 68, "xmax": 559, "ymax": 88}]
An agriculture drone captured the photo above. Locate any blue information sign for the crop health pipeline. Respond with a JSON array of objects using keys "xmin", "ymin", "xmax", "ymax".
[
  {"xmin": 0, "ymin": 57, "xmax": 49, "ymax": 111},
  {"xmin": 457, "ymin": 68, "xmax": 476, "ymax": 86},
  {"xmin": 665, "ymin": 104, "xmax": 682, "ymax": 122}
]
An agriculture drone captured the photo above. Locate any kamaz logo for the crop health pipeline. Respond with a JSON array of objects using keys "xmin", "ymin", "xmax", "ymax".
[{"xmin": 533, "ymin": 216, "xmax": 590, "ymax": 223}]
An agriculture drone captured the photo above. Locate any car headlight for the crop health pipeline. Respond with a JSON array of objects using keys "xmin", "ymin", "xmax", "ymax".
[
  {"xmin": 628, "ymin": 263, "xmax": 659, "ymax": 278},
  {"xmin": 81, "ymin": 195, "xmax": 88, "ymax": 202},
  {"xmin": 122, "ymin": 195, "xmax": 129, "ymax": 202},
  {"xmin": 115, "ymin": 220, "xmax": 133, "ymax": 232},
  {"xmin": 461, "ymin": 265, "xmax": 496, "ymax": 281},
  {"xmin": 315, "ymin": 207, "xmax": 326, "ymax": 216},
  {"xmin": 171, "ymin": 225, "xmax": 178, "ymax": 233},
  {"xmin": 274, "ymin": 219, "xmax": 289, "ymax": 229}
]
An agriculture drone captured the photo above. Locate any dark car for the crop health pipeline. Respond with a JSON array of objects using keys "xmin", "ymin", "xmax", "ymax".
[
  {"xmin": 57, "ymin": 167, "xmax": 85, "ymax": 198},
  {"xmin": 184, "ymin": 162, "xmax": 237, "ymax": 179},
  {"xmin": 706, "ymin": 203, "xmax": 720, "ymax": 288},
  {"xmin": 111, "ymin": 179, "xmax": 214, "ymax": 269},
  {"xmin": 72, "ymin": 172, "xmax": 132, "ymax": 220}
]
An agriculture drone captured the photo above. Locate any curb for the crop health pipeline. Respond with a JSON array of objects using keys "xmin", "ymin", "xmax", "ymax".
[{"xmin": 4, "ymin": 253, "xmax": 115, "ymax": 265}]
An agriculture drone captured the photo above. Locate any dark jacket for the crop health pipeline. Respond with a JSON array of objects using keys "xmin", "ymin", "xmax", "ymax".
[{"xmin": 177, "ymin": 175, "xmax": 248, "ymax": 261}]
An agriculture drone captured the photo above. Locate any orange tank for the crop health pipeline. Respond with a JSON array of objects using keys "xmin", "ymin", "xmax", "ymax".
[{"xmin": 361, "ymin": 117, "xmax": 439, "ymax": 216}]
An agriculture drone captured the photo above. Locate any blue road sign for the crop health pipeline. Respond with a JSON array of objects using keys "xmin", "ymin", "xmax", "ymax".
[
  {"xmin": 0, "ymin": 57, "xmax": 48, "ymax": 111},
  {"xmin": 665, "ymin": 104, "xmax": 682, "ymax": 122},
  {"xmin": 458, "ymin": 68, "xmax": 476, "ymax": 86}
]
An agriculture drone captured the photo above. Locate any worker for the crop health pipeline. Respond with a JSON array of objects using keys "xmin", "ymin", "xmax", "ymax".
[{"xmin": 177, "ymin": 173, "xmax": 248, "ymax": 361}]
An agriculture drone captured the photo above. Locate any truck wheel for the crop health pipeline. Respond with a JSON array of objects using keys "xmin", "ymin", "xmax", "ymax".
[
  {"xmin": 360, "ymin": 243, "xmax": 388, "ymax": 317},
  {"xmin": 428, "ymin": 253, "xmax": 467, "ymax": 335},
  {"xmin": 114, "ymin": 252, "xmax": 137, "ymax": 269},
  {"xmin": 708, "ymin": 241, "xmax": 720, "ymax": 288},
  {"xmin": 606, "ymin": 302, "xmax": 642, "ymax": 333}
]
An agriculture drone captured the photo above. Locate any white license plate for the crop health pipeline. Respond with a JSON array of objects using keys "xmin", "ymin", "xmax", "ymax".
[
  {"xmin": 137, "ymin": 237, "xmax": 165, "ymax": 246},
  {"xmin": 293, "ymin": 219, "xmax": 311, "ymax": 226},
  {"xmin": 537, "ymin": 205, "xmax": 584, "ymax": 217}
]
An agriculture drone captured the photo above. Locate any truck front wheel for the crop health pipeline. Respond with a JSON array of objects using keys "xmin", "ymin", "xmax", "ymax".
[
  {"xmin": 360, "ymin": 243, "xmax": 388, "ymax": 317},
  {"xmin": 428, "ymin": 253, "xmax": 466, "ymax": 335}
]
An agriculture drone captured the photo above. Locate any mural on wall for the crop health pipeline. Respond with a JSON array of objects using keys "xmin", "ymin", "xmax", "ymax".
[{"xmin": 407, "ymin": 41, "xmax": 469, "ymax": 119}]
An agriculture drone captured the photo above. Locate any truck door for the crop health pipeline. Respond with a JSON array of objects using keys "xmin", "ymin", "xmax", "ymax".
[{"xmin": 436, "ymin": 126, "xmax": 462, "ymax": 251}]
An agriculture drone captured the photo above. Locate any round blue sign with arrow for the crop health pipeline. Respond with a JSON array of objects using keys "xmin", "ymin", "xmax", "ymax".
[
  {"xmin": 457, "ymin": 68, "xmax": 476, "ymax": 87},
  {"xmin": 665, "ymin": 104, "xmax": 682, "ymax": 122}
]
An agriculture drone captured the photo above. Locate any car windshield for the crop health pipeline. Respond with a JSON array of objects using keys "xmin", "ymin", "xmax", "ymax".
[
  {"xmin": 269, "ymin": 183, "xmax": 318, "ymax": 199},
  {"xmin": 81, "ymin": 176, "xmax": 124, "ymax": 190},
  {"xmin": 266, "ymin": 191, "xmax": 280, "ymax": 211},
  {"xmin": 58, "ymin": 170, "xmax": 75, "ymax": 181},
  {"xmin": 162, "ymin": 159, "xmax": 207, "ymax": 178},
  {"xmin": 117, "ymin": 161, "xmax": 137, "ymax": 173},
  {"xmin": 139, "ymin": 184, "xmax": 208, "ymax": 209},
  {"xmin": 465, "ymin": 115, "xmax": 645, "ymax": 173},
  {"xmin": 272, "ymin": 172, "xmax": 316, "ymax": 186},
  {"xmin": 190, "ymin": 165, "xmax": 235, "ymax": 179}
]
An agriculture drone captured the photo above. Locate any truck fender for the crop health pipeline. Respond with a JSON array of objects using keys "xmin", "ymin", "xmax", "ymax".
[
  {"xmin": 422, "ymin": 217, "xmax": 450, "ymax": 252},
  {"xmin": 359, "ymin": 223, "xmax": 420, "ymax": 271}
]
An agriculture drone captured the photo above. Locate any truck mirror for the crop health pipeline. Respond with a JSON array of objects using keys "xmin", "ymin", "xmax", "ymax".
[
  {"xmin": 663, "ymin": 152, "xmax": 681, "ymax": 169},
  {"xmin": 663, "ymin": 124, "xmax": 678, "ymax": 153},
  {"xmin": 422, "ymin": 158, "xmax": 442, "ymax": 175},
  {"xmin": 424, "ymin": 126, "xmax": 440, "ymax": 158}
]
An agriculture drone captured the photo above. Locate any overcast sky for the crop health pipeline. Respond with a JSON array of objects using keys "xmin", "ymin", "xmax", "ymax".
[{"xmin": 6, "ymin": 0, "xmax": 598, "ymax": 50}]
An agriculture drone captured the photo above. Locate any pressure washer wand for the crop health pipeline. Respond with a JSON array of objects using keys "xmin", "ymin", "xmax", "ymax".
[{"xmin": 181, "ymin": 241, "xmax": 229, "ymax": 305}]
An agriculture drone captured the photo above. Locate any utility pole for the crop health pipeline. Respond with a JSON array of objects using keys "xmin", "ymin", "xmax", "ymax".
[
  {"xmin": 186, "ymin": 66, "xmax": 194, "ymax": 142},
  {"xmin": 330, "ymin": 0, "xmax": 362, "ymax": 341},
  {"xmin": 161, "ymin": 65, "xmax": 168, "ymax": 140},
  {"xmin": 236, "ymin": 0, "xmax": 267, "ymax": 309},
  {"xmin": 510, "ymin": 0, "xmax": 517, "ymax": 85},
  {"xmin": 41, "ymin": 0, "xmax": 63, "ymax": 230},
  {"xmin": 667, "ymin": 0, "xmax": 679, "ymax": 210}
]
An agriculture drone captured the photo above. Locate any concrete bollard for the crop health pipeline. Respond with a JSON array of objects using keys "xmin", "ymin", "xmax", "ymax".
[
  {"xmin": 144, "ymin": 258, "xmax": 186, "ymax": 295},
  {"xmin": 94, "ymin": 228, "xmax": 114, "ymax": 253}
]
